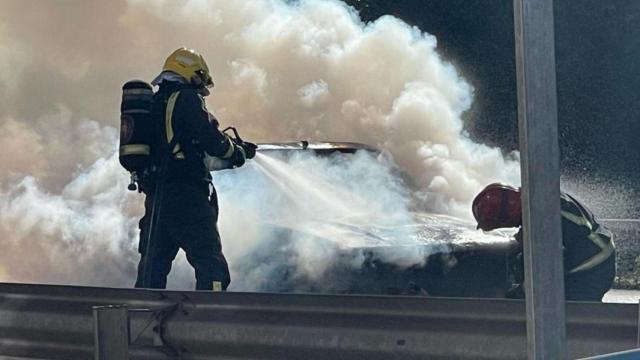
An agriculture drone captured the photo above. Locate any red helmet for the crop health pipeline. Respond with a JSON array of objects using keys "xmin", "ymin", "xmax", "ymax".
[{"xmin": 472, "ymin": 183, "xmax": 522, "ymax": 231}]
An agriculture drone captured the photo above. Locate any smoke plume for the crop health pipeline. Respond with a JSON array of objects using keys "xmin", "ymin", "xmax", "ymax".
[{"xmin": 0, "ymin": 0, "xmax": 519, "ymax": 290}]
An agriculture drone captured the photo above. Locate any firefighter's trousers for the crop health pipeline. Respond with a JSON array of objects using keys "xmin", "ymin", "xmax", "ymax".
[{"xmin": 134, "ymin": 182, "xmax": 230, "ymax": 290}]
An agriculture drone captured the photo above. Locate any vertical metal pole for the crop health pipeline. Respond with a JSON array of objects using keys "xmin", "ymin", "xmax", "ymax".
[
  {"xmin": 93, "ymin": 305, "xmax": 130, "ymax": 360},
  {"xmin": 514, "ymin": 0, "xmax": 566, "ymax": 359}
]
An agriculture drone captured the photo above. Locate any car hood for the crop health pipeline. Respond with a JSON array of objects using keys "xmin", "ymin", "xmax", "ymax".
[{"xmin": 263, "ymin": 211, "xmax": 517, "ymax": 252}]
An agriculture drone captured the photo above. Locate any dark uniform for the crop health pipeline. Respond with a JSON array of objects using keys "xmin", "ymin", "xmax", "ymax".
[
  {"xmin": 134, "ymin": 81, "xmax": 239, "ymax": 291},
  {"xmin": 509, "ymin": 192, "xmax": 615, "ymax": 301}
]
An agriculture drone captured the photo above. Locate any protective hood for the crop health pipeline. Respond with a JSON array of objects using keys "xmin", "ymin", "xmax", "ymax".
[{"xmin": 151, "ymin": 71, "xmax": 188, "ymax": 87}]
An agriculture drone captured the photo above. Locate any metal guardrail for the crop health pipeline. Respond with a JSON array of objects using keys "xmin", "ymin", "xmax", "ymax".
[
  {"xmin": 580, "ymin": 348, "xmax": 640, "ymax": 360},
  {"xmin": 0, "ymin": 283, "xmax": 638, "ymax": 359}
]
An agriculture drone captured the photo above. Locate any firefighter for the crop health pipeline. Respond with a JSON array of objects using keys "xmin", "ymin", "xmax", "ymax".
[
  {"xmin": 472, "ymin": 183, "xmax": 615, "ymax": 301},
  {"xmin": 134, "ymin": 48, "xmax": 254, "ymax": 291}
]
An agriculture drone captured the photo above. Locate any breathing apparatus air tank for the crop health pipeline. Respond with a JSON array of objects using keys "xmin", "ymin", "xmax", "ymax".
[{"xmin": 119, "ymin": 80, "xmax": 155, "ymax": 190}]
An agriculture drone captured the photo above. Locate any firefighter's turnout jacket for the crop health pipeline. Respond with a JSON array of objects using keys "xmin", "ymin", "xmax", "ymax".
[
  {"xmin": 154, "ymin": 82, "xmax": 236, "ymax": 184},
  {"xmin": 512, "ymin": 192, "xmax": 615, "ymax": 301}
]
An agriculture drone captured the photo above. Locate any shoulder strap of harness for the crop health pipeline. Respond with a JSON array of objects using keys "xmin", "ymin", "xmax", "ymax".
[{"xmin": 165, "ymin": 91, "xmax": 184, "ymax": 159}]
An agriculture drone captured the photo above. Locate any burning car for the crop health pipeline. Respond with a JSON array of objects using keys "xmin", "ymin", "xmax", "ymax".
[{"xmin": 212, "ymin": 141, "xmax": 519, "ymax": 298}]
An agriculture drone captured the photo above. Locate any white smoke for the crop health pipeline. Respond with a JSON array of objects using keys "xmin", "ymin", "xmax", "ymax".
[
  {"xmin": 215, "ymin": 150, "xmax": 420, "ymax": 291},
  {"xmin": 0, "ymin": 0, "xmax": 519, "ymax": 290},
  {"xmin": 0, "ymin": 151, "xmax": 141, "ymax": 286}
]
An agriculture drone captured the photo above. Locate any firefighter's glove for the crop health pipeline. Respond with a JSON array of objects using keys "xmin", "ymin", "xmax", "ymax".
[
  {"xmin": 242, "ymin": 141, "xmax": 257, "ymax": 159},
  {"xmin": 230, "ymin": 144, "xmax": 246, "ymax": 168}
]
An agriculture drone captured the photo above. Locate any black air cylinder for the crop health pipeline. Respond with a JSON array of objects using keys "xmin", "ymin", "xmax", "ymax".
[{"xmin": 119, "ymin": 80, "xmax": 154, "ymax": 173}]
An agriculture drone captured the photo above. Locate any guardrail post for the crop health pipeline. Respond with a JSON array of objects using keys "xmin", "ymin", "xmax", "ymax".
[
  {"xmin": 514, "ymin": 0, "xmax": 566, "ymax": 359},
  {"xmin": 93, "ymin": 305, "xmax": 130, "ymax": 360}
]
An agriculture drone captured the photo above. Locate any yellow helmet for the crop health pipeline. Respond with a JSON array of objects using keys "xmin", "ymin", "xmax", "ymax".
[{"xmin": 162, "ymin": 47, "xmax": 214, "ymax": 90}]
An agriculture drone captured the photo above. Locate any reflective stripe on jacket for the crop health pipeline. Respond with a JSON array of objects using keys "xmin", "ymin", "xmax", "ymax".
[
  {"xmin": 560, "ymin": 192, "xmax": 614, "ymax": 274},
  {"xmin": 153, "ymin": 82, "xmax": 234, "ymax": 184}
]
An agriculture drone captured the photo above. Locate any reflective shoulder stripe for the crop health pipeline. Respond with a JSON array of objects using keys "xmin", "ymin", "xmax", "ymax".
[
  {"xmin": 165, "ymin": 92, "xmax": 184, "ymax": 158},
  {"xmin": 588, "ymin": 232, "xmax": 609, "ymax": 250},
  {"xmin": 560, "ymin": 195, "xmax": 615, "ymax": 274},
  {"xmin": 220, "ymin": 136, "xmax": 235, "ymax": 159},
  {"xmin": 165, "ymin": 92, "xmax": 180, "ymax": 143},
  {"xmin": 561, "ymin": 208, "xmax": 615, "ymax": 273},
  {"xmin": 561, "ymin": 209, "xmax": 592, "ymax": 231}
]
